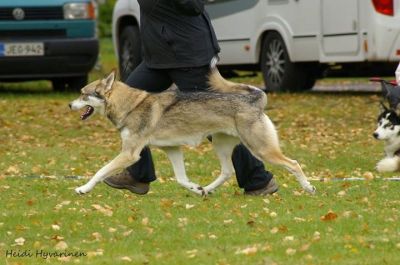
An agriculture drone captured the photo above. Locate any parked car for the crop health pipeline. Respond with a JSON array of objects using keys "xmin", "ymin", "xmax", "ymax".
[
  {"xmin": 112, "ymin": 0, "xmax": 400, "ymax": 91},
  {"xmin": 0, "ymin": 0, "xmax": 99, "ymax": 90}
]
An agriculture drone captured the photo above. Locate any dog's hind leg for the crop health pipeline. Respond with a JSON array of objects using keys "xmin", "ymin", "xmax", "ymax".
[
  {"xmin": 238, "ymin": 114, "xmax": 315, "ymax": 194},
  {"xmin": 162, "ymin": 146, "xmax": 205, "ymax": 196},
  {"xmin": 203, "ymin": 134, "xmax": 237, "ymax": 194},
  {"xmin": 263, "ymin": 149, "xmax": 315, "ymax": 194}
]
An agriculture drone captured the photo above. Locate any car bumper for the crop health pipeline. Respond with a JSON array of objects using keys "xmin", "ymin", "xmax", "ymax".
[{"xmin": 0, "ymin": 38, "xmax": 98, "ymax": 80}]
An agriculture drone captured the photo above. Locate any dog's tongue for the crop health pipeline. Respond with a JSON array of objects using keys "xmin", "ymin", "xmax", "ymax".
[{"xmin": 80, "ymin": 106, "xmax": 94, "ymax": 120}]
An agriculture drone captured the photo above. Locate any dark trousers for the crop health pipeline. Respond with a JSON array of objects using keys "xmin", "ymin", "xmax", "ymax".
[{"xmin": 124, "ymin": 62, "xmax": 273, "ymax": 191}]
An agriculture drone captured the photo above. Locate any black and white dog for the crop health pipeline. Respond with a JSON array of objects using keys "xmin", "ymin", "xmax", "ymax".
[{"xmin": 373, "ymin": 102, "xmax": 400, "ymax": 172}]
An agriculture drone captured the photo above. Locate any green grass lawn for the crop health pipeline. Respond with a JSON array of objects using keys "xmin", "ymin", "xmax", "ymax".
[{"xmin": 1, "ymin": 39, "xmax": 400, "ymax": 265}]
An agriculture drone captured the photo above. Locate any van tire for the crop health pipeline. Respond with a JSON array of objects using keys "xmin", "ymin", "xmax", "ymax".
[
  {"xmin": 118, "ymin": 25, "xmax": 142, "ymax": 81},
  {"xmin": 303, "ymin": 70, "xmax": 317, "ymax": 90},
  {"xmin": 261, "ymin": 32, "xmax": 309, "ymax": 92},
  {"xmin": 52, "ymin": 75, "xmax": 88, "ymax": 91}
]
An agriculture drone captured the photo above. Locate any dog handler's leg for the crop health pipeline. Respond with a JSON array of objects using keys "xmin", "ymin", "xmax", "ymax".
[
  {"xmin": 203, "ymin": 134, "xmax": 236, "ymax": 194},
  {"xmin": 162, "ymin": 146, "xmax": 205, "ymax": 195},
  {"xmin": 75, "ymin": 150, "xmax": 141, "ymax": 194}
]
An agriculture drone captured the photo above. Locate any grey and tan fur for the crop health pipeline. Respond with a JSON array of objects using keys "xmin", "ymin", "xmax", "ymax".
[{"xmin": 69, "ymin": 62, "xmax": 315, "ymax": 195}]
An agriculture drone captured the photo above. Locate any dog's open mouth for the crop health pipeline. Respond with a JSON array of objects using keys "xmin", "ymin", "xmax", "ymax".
[{"xmin": 81, "ymin": 106, "xmax": 94, "ymax": 120}]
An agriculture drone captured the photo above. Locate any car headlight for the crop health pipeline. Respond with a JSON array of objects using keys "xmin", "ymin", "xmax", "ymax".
[{"xmin": 64, "ymin": 2, "xmax": 96, "ymax": 20}]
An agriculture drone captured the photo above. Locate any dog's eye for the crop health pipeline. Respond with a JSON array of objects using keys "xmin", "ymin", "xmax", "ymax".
[{"xmin": 383, "ymin": 122, "xmax": 393, "ymax": 129}]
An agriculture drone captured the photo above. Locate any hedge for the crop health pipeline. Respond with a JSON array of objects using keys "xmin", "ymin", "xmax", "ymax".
[{"xmin": 98, "ymin": 0, "xmax": 117, "ymax": 37}]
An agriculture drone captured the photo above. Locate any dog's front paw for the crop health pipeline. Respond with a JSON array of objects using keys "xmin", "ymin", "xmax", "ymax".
[
  {"xmin": 304, "ymin": 184, "xmax": 316, "ymax": 194},
  {"xmin": 75, "ymin": 183, "xmax": 93, "ymax": 195},
  {"xmin": 376, "ymin": 157, "xmax": 399, "ymax": 172},
  {"xmin": 196, "ymin": 186, "xmax": 208, "ymax": 197}
]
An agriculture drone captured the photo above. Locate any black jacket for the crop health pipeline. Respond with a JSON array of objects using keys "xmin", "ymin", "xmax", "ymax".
[{"xmin": 137, "ymin": 0, "xmax": 220, "ymax": 69}]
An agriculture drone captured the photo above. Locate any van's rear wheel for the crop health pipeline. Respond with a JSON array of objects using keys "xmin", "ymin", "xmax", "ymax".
[
  {"xmin": 118, "ymin": 25, "xmax": 142, "ymax": 81},
  {"xmin": 261, "ymin": 32, "xmax": 314, "ymax": 91}
]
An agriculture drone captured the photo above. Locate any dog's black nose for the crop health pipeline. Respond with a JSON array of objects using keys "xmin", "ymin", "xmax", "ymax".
[
  {"xmin": 68, "ymin": 103, "xmax": 72, "ymax": 109},
  {"xmin": 372, "ymin": 132, "xmax": 379, "ymax": 139}
]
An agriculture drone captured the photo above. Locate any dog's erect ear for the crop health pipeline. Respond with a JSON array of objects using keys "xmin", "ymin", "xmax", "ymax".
[
  {"xmin": 380, "ymin": 101, "xmax": 389, "ymax": 112},
  {"xmin": 101, "ymin": 69, "xmax": 117, "ymax": 93},
  {"xmin": 388, "ymin": 85, "xmax": 400, "ymax": 110},
  {"xmin": 381, "ymin": 81, "xmax": 391, "ymax": 98}
]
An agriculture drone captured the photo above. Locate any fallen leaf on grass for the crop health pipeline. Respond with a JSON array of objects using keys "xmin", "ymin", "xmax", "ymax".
[
  {"xmin": 91, "ymin": 204, "xmax": 113, "ymax": 217},
  {"xmin": 235, "ymin": 246, "xmax": 258, "ymax": 255},
  {"xmin": 52, "ymin": 235, "xmax": 64, "ymax": 241},
  {"xmin": 178, "ymin": 217, "xmax": 188, "ymax": 227},
  {"xmin": 186, "ymin": 249, "xmax": 198, "ymax": 258},
  {"xmin": 247, "ymin": 220, "xmax": 255, "ymax": 227},
  {"xmin": 14, "ymin": 237, "xmax": 25, "ymax": 246},
  {"xmin": 123, "ymin": 230, "xmax": 133, "ymax": 236},
  {"xmin": 294, "ymin": 217, "xmax": 306, "ymax": 222},
  {"xmin": 108, "ymin": 227, "xmax": 117, "ymax": 233},
  {"xmin": 299, "ymin": 243, "xmax": 311, "ymax": 252},
  {"xmin": 283, "ymin": 236, "xmax": 294, "ymax": 242},
  {"xmin": 160, "ymin": 198, "xmax": 174, "ymax": 208},
  {"xmin": 6, "ymin": 165, "xmax": 20, "ymax": 175},
  {"xmin": 286, "ymin": 248, "xmax": 296, "ymax": 256},
  {"xmin": 278, "ymin": 225, "xmax": 288, "ymax": 233},
  {"xmin": 321, "ymin": 211, "xmax": 338, "ymax": 221},
  {"xmin": 121, "ymin": 256, "xmax": 132, "ymax": 262},
  {"xmin": 55, "ymin": 241, "xmax": 68, "ymax": 250},
  {"xmin": 363, "ymin": 171, "xmax": 374, "ymax": 180},
  {"xmin": 313, "ymin": 231, "xmax": 321, "ymax": 241},
  {"xmin": 87, "ymin": 249, "xmax": 104, "ymax": 257},
  {"xmin": 208, "ymin": 234, "xmax": 217, "ymax": 239},
  {"xmin": 54, "ymin": 201, "xmax": 71, "ymax": 211},
  {"xmin": 91, "ymin": 232, "xmax": 102, "ymax": 241},
  {"xmin": 141, "ymin": 217, "xmax": 149, "ymax": 226},
  {"xmin": 185, "ymin": 204, "xmax": 195, "ymax": 209},
  {"xmin": 269, "ymin": 212, "xmax": 277, "ymax": 218},
  {"xmin": 270, "ymin": 227, "xmax": 279, "ymax": 234},
  {"xmin": 263, "ymin": 198, "xmax": 270, "ymax": 204},
  {"xmin": 342, "ymin": 211, "xmax": 353, "ymax": 218}
]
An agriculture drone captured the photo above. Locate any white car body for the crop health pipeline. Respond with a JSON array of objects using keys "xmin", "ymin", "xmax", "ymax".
[{"xmin": 112, "ymin": 0, "xmax": 400, "ymax": 90}]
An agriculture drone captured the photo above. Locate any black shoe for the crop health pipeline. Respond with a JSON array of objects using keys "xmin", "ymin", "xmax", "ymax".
[
  {"xmin": 103, "ymin": 169, "xmax": 150, "ymax": 195},
  {"xmin": 244, "ymin": 178, "xmax": 278, "ymax": 196}
]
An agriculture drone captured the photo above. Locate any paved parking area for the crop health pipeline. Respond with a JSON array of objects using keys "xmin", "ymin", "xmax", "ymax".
[{"xmin": 313, "ymin": 82, "xmax": 381, "ymax": 92}]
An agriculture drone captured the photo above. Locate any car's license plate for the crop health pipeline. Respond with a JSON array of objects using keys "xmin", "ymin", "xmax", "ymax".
[{"xmin": 0, "ymin": 42, "xmax": 44, "ymax": 57}]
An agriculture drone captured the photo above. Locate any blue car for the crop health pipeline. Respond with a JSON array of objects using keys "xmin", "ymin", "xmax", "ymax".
[{"xmin": 0, "ymin": 0, "xmax": 99, "ymax": 90}]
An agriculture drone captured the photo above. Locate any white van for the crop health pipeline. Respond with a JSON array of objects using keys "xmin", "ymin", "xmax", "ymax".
[{"xmin": 112, "ymin": 0, "xmax": 400, "ymax": 91}]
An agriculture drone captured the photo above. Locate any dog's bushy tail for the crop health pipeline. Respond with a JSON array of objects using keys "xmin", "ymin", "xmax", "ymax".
[
  {"xmin": 207, "ymin": 56, "xmax": 267, "ymax": 106},
  {"xmin": 208, "ymin": 56, "xmax": 261, "ymax": 95}
]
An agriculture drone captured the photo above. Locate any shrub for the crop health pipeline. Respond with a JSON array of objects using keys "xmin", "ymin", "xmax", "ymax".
[{"xmin": 98, "ymin": 0, "xmax": 117, "ymax": 37}]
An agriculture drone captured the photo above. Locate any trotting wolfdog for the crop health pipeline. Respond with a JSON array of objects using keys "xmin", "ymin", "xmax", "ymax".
[{"xmin": 69, "ymin": 61, "xmax": 315, "ymax": 196}]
